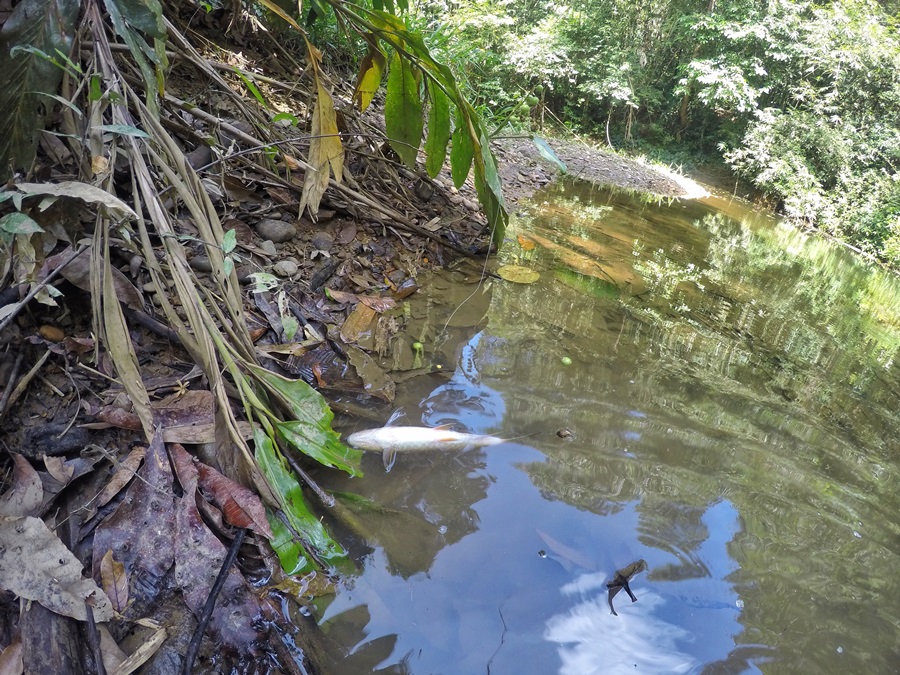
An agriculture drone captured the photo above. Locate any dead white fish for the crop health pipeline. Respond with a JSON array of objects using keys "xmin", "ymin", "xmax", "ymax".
[{"xmin": 346, "ymin": 424, "xmax": 506, "ymax": 471}]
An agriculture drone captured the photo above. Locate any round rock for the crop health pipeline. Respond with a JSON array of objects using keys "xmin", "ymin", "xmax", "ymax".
[
  {"xmin": 273, "ymin": 260, "xmax": 299, "ymax": 277},
  {"xmin": 255, "ymin": 218, "xmax": 296, "ymax": 243},
  {"xmin": 311, "ymin": 230, "xmax": 334, "ymax": 252}
]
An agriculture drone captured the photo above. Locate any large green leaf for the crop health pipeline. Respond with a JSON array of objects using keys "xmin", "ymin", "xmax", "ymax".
[
  {"xmin": 424, "ymin": 80, "xmax": 451, "ymax": 179},
  {"xmin": 385, "ymin": 51, "xmax": 423, "ymax": 168},
  {"xmin": 0, "ymin": 0, "xmax": 81, "ymax": 181},
  {"xmin": 450, "ymin": 108, "xmax": 474, "ymax": 188},
  {"xmin": 249, "ymin": 364, "xmax": 362, "ymax": 476},
  {"xmin": 255, "ymin": 428, "xmax": 349, "ymax": 572},
  {"xmin": 103, "ymin": 0, "xmax": 167, "ymax": 108},
  {"xmin": 276, "ymin": 421, "xmax": 362, "ymax": 477}
]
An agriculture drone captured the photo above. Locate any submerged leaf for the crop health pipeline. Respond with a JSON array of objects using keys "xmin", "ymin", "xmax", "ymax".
[
  {"xmin": 385, "ymin": 51, "xmax": 423, "ymax": 168},
  {"xmin": 497, "ymin": 264, "xmax": 540, "ymax": 284}
]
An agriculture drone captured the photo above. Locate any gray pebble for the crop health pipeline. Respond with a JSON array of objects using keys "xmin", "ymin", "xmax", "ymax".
[
  {"xmin": 190, "ymin": 256, "xmax": 213, "ymax": 273},
  {"xmin": 273, "ymin": 260, "xmax": 299, "ymax": 277},
  {"xmin": 259, "ymin": 240, "xmax": 278, "ymax": 256},
  {"xmin": 256, "ymin": 218, "xmax": 296, "ymax": 243},
  {"xmin": 311, "ymin": 231, "xmax": 334, "ymax": 252}
]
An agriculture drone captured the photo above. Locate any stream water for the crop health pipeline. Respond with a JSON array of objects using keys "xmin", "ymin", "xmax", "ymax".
[{"xmin": 312, "ymin": 178, "xmax": 900, "ymax": 674}]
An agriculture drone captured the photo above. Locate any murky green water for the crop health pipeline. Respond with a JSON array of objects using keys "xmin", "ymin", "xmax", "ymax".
[{"xmin": 314, "ymin": 178, "xmax": 900, "ymax": 674}]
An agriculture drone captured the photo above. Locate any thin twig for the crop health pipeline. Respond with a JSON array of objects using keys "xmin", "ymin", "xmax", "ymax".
[
  {"xmin": 183, "ymin": 528, "xmax": 247, "ymax": 675},
  {"xmin": 84, "ymin": 603, "xmax": 108, "ymax": 675}
]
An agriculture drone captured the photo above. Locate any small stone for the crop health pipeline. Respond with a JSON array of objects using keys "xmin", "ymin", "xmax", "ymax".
[
  {"xmin": 190, "ymin": 256, "xmax": 213, "ymax": 273},
  {"xmin": 311, "ymin": 231, "xmax": 334, "ymax": 252},
  {"xmin": 259, "ymin": 240, "xmax": 278, "ymax": 256},
  {"xmin": 463, "ymin": 198, "xmax": 478, "ymax": 211},
  {"xmin": 255, "ymin": 218, "xmax": 296, "ymax": 243},
  {"xmin": 317, "ymin": 209, "xmax": 336, "ymax": 222},
  {"xmin": 273, "ymin": 260, "xmax": 299, "ymax": 277}
]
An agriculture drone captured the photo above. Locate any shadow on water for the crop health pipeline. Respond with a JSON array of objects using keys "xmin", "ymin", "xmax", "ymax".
[{"xmin": 311, "ymin": 177, "xmax": 900, "ymax": 674}]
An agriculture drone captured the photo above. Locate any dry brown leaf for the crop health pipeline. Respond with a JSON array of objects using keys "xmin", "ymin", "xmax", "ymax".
[
  {"xmin": 193, "ymin": 456, "xmax": 273, "ymax": 539},
  {"xmin": 110, "ymin": 627, "xmax": 166, "ymax": 675},
  {"xmin": 0, "ymin": 638, "xmax": 23, "ymax": 675},
  {"xmin": 0, "ymin": 455, "xmax": 42, "ymax": 517},
  {"xmin": 99, "ymin": 625, "xmax": 127, "ymax": 674},
  {"xmin": 0, "ymin": 516, "xmax": 113, "ymax": 621},
  {"xmin": 43, "ymin": 455, "xmax": 75, "ymax": 484},
  {"xmin": 99, "ymin": 550, "xmax": 129, "ymax": 613},
  {"xmin": 47, "ymin": 246, "xmax": 144, "ymax": 311},
  {"xmin": 93, "ymin": 447, "xmax": 145, "ymax": 513}
]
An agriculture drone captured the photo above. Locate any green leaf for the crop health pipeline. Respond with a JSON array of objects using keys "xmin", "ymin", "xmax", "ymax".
[
  {"xmin": 385, "ymin": 51, "xmax": 423, "ymax": 168},
  {"xmin": 533, "ymin": 136, "xmax": 567, "ymax": 173},
  {"xmin": 0, "ymin": 0, "xmax": 81, "ymax": 180},
  {"xmin": 222, "ymin": 228, "xmax": 237, "ymax": 254},
  {"xmin": 276, "ymin": 421, "xmax": 362, "ymax": 477},
  {"xmin": 266, "ymin": 510, "xmax": 311, "ymax": 575},
  {"xmin": 233, "ymin": 68, "xmax": 268, "ymax": 108},
  {"xmin": 255, "ymin": 428, "xmax": 349, "ymax": 571},
  {"xmin": 272, "ymin": 112, "xmax": 298, "ymax": 126},
  {"xmin": 450, "ymin": 109, "xmax": 473, "ymax": 188},
  {"xmin": 424, "ymin": 81, "xmax": 451, "ymax": 179},
  {"xmin": 102, "ymin": 0, "xmax": 167, "ymax": 110},
  {"xmin": 96, "ymin": 124, "xmax": 151, "ymax": 138},
  {"xmin": 0, "ymin": 213, "xmax": 44, "ymax": 236},
  {"xmin": 249, "ymin": 364, "xmax": 362, "ymax": 477}
]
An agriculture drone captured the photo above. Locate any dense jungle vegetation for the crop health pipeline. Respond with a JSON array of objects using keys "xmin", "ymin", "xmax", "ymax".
[{"xmin": 412, "ymin": 0, "xmax": 900, "ymax": 266}]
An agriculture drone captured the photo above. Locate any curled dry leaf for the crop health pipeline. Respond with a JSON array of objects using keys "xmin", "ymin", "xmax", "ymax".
[
  {"xmin": 99, "ymin": 550, "xmax": 129, "ymax": 613},
  {"xmin": 93, "ymin": 446, "xmax": 146, "ymax": 511},
  {"xmin": 43, "ymin": 455, "xmax": 75, "ymax": 484},
  {"xmin": 195, "ymin": 460, "xmax": 274, "ymax": 539},
  {"xmin": 0, "ymin": 454, "xmax": 42, "ymax": 517},
  {"xmin": 0, "ymin": 516, "xmax": 113, "ymax": 622}
]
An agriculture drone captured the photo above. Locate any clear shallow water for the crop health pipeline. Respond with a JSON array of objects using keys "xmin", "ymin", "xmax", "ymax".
[{"xmin": 313, "ymin": 179, "xmax": 900, "ymax": 674}]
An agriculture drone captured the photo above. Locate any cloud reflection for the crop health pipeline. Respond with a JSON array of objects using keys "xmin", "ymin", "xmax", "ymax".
[{"xmin": 545, "ymin": 578, "xmax": 696, "ymax": 675}]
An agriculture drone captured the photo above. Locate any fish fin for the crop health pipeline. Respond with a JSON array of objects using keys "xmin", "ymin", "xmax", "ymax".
[
  {"xmin": 382, "ymin": 448, "xmax": 397, "ymax": 472},
  {"xmin": 608, "ymin": 586, "xmax": 621, "ymax": 616},
  {"xmin": 623, "ymin": 580, "xmax": 637, "ymax": 603},
  {"xmin": 432, "ymin": 423, "xmax": 455, "ymax": 431},
  {"xmin": 385, "ymin": 408, "xmax": 408, "ymax": 427}
]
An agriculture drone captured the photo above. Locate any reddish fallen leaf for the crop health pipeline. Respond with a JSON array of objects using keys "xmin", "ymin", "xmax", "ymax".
[
  {"xmin": 0, "ymin": 454, "xmax": 42, "ymax": 517},
  {"xmin": 168, "ymin": 444, "xmax": 268, "ymax": 650},
  {"xmin": 517, "ymin": 234, "xmax": 537, "ymax": 251},
  {"xmin": 358, "ymin": 295, "xmax": 397, "ymax": 312},
  {"xmin": 195, "ymin": 461, "xmax": 273, "ymax": 540},
  {"xmin": 99, "ymin": 550, "xmax": 129, "ymax": 613},
  {"xmin": 95, "ymin": 406, "xmax": 143, "ymax": 431}
]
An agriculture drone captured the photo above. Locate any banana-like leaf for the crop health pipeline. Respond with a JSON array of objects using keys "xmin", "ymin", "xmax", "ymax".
[
  {"xmin": 353, "ymin": 42, "xmax": 386, "ymax": 112},
  {"xmin": 424, "ymin": 80, "xmax": 451, "ymax": 179},
  {"xmin": 299, "ymin": 40, "xmax": 344, "ymax": 217},
  {"xmin": 103, "ymin": 0, "xmax": 167, "ymax": 108},
  {"xmin": 450, "ymin": 108, "xmax": 474, "ymax": 188},
  {"xmin": 255, "ymin": 429, "xmax": 349, "ymax": 572},
  {"xmin": 0, "ymin": 0, "xmax": 80, "ymax": 180},
  {"xmin": 277, "ymin": 421, "xmax": 363, "ymax": 477},
  {"xmin": 385, "ymin": 51, "xmax": 423, "ymax": 168},
  {"xmin": 249, "ymin": 364, "xmax": 361, "ymax": 474}
]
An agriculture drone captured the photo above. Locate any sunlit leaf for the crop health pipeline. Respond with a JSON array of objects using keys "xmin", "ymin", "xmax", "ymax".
[
  {"xmin": 424, "ymin": 80, "xmax": 451, "ymax": 179},
  {"xmin": 533, "ymin": 136, "xmax": 567, "ymax": 173},
  {"xmin": 277, "ymin": 421, "xmax": 363, "ymax": 476},
  {"xmin": 385, "ymin": 51, "xmax": 423, "ymax": 168},
  {"xmin": 354, "ymin": 43, "xmax": 386, "ymax": 112}
]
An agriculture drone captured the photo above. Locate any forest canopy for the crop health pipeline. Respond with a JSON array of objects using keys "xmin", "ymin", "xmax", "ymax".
[{"xmin": 420, "ymin": 0, "xmax": 900, "ymax": 266}]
